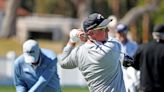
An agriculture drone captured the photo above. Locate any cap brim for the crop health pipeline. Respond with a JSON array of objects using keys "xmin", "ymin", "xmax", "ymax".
[
  {"xmin": 24, "ymin": 53, "xmax": 35, "ymax": 64},
  {"xmin": 98, "ymin": 19, "xmax": 111, "ymax": 28}
]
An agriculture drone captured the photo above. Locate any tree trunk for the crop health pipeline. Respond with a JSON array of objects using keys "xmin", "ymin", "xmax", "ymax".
[
  {"xmin": 142, "ymin": 14, "xmax": 150, "ymax": 43},
  {"xmin": 130, "ymin": 22, "xmax": 137, "ymax": 42},
  {"xmin": 0, "ymin": 0, "xmax": 18, "ymax": 38},
  {"xmin": 77, "ymin": 0, "xmax": 91, "ymax": 21},
  {"xmin": 110, "ymin": 0, "xmax": 120, "ymax": 18}
]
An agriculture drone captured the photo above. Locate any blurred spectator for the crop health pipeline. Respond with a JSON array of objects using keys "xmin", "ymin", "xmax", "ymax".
[
  {"xmin": 6, "ymin": 51, "xmax": 16, "ymax": 61},
  {"xmin": 116, "ymin": 24, "xmax": 138, "ymax": 57},
  {"xmin": 13, "ymin": 39, "xmax": 61, "ymax": 92},
  {"xmin": 116, "ymin": 24, "xmax": 139, "ymax": 92},
  {"xmin": 132, "ymin": 24, "xmax": 164, "ymax": 92}
]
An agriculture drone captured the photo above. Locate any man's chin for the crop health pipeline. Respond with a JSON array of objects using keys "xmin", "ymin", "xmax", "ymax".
[{"xmin": 25, "ymin": 60, "xmax": 36, "ymax": 64}]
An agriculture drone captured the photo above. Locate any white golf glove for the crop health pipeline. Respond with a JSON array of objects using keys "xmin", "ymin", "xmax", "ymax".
[{"xmin": 69, "ymin": 29, "xmax": 80, "ymax": 43}]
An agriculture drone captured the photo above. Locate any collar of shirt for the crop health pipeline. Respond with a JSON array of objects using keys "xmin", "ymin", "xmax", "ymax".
[
  {"xmin": 84, "ymin": 37, "xmax": 114, "ymax": 49},
  {"xmin": 31, "ymin": 53, "xmax": 42, "ymax": 69}
]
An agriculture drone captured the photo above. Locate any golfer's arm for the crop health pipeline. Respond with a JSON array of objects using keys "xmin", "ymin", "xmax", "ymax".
[
  {"xmin": 14, "ymin": 76, "xmax": 27, "ymax": 92},
  {"xmin": 15, "ymin": 85, "xmax": 27, "ymax": 92},
  {"xmin": 28, "ymin": 76, "xmax": 47, "ymax": 92},
  {"xmin": 60, "ymin": 42, "xmax": 78, "ymax": 69},
  {"xmin": 14, "ymin": 61, "xmax": 27, "ymax": 92},
  {"xmin": 28, "ymin": 59, "xmax": 56, "ymax": 92}
]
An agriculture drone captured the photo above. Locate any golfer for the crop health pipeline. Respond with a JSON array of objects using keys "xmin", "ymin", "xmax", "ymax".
[
  {"xmin": 60, "ymin": 13, "xmax": 126, "ymax": 92},
  {"xmin": 14, "ymin": 39, "xmax": 61, "ymax": 92}
]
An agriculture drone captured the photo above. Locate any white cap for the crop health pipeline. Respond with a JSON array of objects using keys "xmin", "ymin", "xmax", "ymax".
[{"xmin": 23, "ymin": 40, "xmax": 40, "ymax": 64}]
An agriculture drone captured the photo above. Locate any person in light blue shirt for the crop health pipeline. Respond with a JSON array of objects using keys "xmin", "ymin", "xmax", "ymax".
[
  {"xmin": 116, "ymin": 24, "xmax": 139, "ymax": 92},
  {"xmin": 14, "ymin": 39, "xmax": 61, "ymax": 92},
  {"xmin": 116, "ymin": 24, "xmax": 138, "ymax": 57}
]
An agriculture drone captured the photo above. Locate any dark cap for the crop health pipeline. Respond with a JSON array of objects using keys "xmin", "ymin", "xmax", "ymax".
[
  {"xmin": 116, "ymin": 24, "xmax": 128, "ymax": 33},
  {"xmin": 83, "ymin": 13, "xmax": 111, "ymax": 32},
  {"xmin": 153, "ymin": 24, "xmax": 164, "ymax": 33}
]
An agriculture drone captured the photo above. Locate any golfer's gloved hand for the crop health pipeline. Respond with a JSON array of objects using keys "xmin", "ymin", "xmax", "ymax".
[
  {"xmin": 69, "ymin": 29, "xmax": 80, "ymax": 43},
  {"xmin": 123, "ymin": 55, "xmax": 134, "ymax": 67}
]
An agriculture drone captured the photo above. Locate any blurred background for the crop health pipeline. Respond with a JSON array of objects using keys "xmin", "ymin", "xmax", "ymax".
[{"xmin": 0, "ymin": 0, "xmax": 163, "ymax": 92}]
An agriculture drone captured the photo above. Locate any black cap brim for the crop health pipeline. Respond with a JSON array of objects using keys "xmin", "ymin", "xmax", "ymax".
[{"xmin": 97, "ymin": 19, "xmax": 110, "ymax": 28}]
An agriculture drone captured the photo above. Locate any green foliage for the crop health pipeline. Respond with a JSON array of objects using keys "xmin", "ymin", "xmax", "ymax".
[
  {"xmin": 137, "ymin": 0, "xmax": 146, "ymax": 6},
  {"xmin": 52, "ymin": 0, "xmax": 76, "ymax": 17},
  {"xmin": 20, "ymin": 0, "xmax": 35, "ymax": 12},
  {"xmin": 34, "ymin": 0, "xmax": 77, "ymax": 17},
  {"xmin": 92, "ymin": 0, "xmax": 111, "ymax": 17},
  {"xmin": 34, "ymin": 0, "xmax": 57, "ymax": 14},
  {"xmin": 15, "ymin": 0, "xmax": 164, "ymax": 43},
  {"xmin": 152, "ymin": 1, "xmax": 164, "ymax": 24},
  {"xmin": 136, "ymin": 0, "xmax": 164, "ymax": 24}
]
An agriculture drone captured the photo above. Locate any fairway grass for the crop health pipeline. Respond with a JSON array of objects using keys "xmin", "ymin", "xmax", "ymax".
[
  {"xmin": 0, "ymin": 86, "xmax": 15, "ymax": 92},
  {"xmin": 0, "ymin": 86, "xmax": 89, "ymax": 92}
]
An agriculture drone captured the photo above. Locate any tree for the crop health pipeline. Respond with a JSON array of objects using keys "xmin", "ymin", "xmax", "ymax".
[
  {"xmin": 119, "ymin": 0, "xmax": 160, "ymax": 25},
  {"xmin": 0, "ymin": 0, "xmax": 19, "ymax": 38}
]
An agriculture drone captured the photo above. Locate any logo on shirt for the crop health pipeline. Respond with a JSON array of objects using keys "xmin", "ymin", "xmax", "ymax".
[{"xmin": 23, "ymin": 68, "xmax": 30, "ymax": 72}]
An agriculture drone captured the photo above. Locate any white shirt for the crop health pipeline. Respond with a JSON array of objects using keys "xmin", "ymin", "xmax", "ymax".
[{"xmin": 60, "ymin": 37, "xmax": 126, "ymax": 92}]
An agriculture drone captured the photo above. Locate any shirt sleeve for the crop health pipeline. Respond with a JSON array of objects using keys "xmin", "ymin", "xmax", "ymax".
[
  {"xmin": 119, "ymin": 42, "xmax": 125, "ymax": 63},
  {"xmin": 28, "ymin": 58, "xmax": 57, "ymax": 92},
  {"xmin": 14, "ymin": 59, "xmax": 27, "ymax": 92},
  {"xmin": 59, "ymin": 44, "xmax": 78, "ymax": 69},
  {"xmin": 132, "ymin": 44, "xmax": 143, "ymax": 70}
]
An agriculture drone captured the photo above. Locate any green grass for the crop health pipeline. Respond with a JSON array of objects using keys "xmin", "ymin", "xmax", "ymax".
[
  {"xmin": 0, "ymin": 86, "xmax": 89, "ymax": 92},
  {"xmin": 0, "ymin": 38, "xmax": 64, "ymax": 56},
  {"xmin": 62, "ymin": 86, "xmax": 89, "ymax": 92},
  {"xmin": 0, "ymin": 86, "xmax": 15, "ymax": 92}
]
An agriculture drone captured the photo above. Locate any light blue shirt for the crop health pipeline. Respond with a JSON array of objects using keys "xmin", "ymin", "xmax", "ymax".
[
  {"xmin": 14, "ymin": 49, "xmax": 61, "ymax": 92},
  {"xmin": 122, "ymin": 40, "xmax": 138, "ymax": 57}
]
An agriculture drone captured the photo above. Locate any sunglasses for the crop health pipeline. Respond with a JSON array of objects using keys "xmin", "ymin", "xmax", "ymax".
[
  {"xmin": 93, "ymin": 27, "xmax": 108, "ymax": 32},
  {"xmin": 93, "ymin": 26, "xmax": 107, "ymax": 30}
]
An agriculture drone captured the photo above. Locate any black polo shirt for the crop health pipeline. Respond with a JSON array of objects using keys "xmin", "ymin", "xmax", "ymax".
[{"xmin": 133, "ymin": 40, "xmax": 164, "ymax": 92}]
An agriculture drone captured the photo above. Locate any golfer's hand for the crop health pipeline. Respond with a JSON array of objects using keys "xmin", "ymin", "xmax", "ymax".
[
  {"xmin": 69, "ymin": 29, "xmax": 81, "ymax": 43},
  {"xmin": 69, "ymin": 29, "xmax": 87, "ymax": 43}
]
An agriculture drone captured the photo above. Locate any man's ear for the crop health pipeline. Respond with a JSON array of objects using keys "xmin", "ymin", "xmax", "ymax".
[
  {"xmin": 105, "ymin": 28, "xmax": 109, "ymax": 32},
  {"xmin": 88, "ymin": 30, "xmax": 94, "ymax": 36}
]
